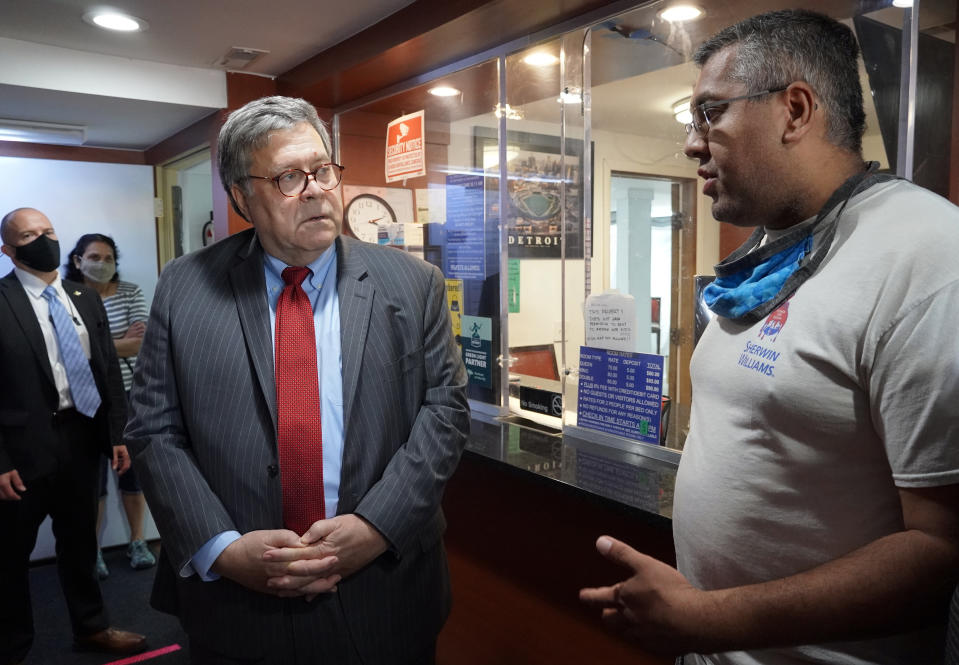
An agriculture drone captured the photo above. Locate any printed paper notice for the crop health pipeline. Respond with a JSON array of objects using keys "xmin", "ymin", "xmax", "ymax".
[
  {"xmin": 385, "ymin": 111, "xmax": 426, "ymax": 183},
  {"xmin": 577, "ymin": 346, "xmax": 664, "ymax": 445},
  {"xmin": 585, "ymin": 290, "xmax": 636, "ymax": 352},
  {"xmin": 445, "ymin": 279, "xmax": 463, "ymax": 339}
]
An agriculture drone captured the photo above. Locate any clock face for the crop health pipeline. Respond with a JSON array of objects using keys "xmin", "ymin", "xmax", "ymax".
[{"xmin": 345, "ymin": 194, "xmax": 397, "ymax": 243}]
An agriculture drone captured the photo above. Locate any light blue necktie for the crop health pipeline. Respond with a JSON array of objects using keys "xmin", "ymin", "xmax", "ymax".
[{"xmin": 42, "ymin": 286, "xmax": 102, "ymax": 417}]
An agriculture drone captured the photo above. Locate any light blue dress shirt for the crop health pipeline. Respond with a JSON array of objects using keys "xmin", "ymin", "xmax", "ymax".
[{"xmin": 187, "ymin": 244, "xmax": 344, "ymax": 580}]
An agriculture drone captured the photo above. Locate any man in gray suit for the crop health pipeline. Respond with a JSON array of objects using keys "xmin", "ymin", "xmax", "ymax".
[{"xmin": 125, "ymin": 96, "xmax": 470, "ymax": 664}]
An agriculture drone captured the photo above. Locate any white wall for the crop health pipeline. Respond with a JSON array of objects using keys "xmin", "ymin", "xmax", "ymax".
[{"xmin": 0, "ymin": 155, "xmax": 160, "ymax": 558}]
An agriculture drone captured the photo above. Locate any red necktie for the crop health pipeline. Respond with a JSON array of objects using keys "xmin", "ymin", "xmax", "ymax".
[{"xmin": 275, "ymin": 266, "xmax": 325, "ymax": 535}]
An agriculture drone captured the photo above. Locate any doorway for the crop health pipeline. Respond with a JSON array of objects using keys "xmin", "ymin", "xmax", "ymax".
[
  {"xmin": 155, "ymin": 148, "xmax": 213, "ymax": 267},
  {"xmin": 609, "ymin": 171, "xmax": 696, "ymax": 448}
]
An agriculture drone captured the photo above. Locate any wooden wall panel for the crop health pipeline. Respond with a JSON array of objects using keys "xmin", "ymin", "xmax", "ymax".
[
  {"xmin": 718, "ymin": 223, "xmax": 752, "ymax": 261},
  {"xmin": 439, "ymin": 452, "xmax": 675, "ymax": 665},
  {"xmin": 144, "ymin": 112, "xmax": 218, "ymax": 167},
  {"xmin": 0, "ymin": 140, "xmax": 146, "ymax": 165}
]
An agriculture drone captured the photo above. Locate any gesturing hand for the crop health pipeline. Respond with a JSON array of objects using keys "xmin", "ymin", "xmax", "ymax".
[{"xmin": 579, "ymin": 535, "xmax": 705, "ymax": 657}]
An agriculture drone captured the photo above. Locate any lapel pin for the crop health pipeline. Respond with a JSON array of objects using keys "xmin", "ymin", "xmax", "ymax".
[{"xmin": 73, "ymin": 291, "xmax": 82, "ymax": 296}]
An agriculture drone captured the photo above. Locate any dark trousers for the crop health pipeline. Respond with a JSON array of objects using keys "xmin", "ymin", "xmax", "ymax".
[
  {"xmin": 0, "ymin": 409, "xmax": 108, "ymax": 664},
  {"xmin": 187, "ymin": 594, "xmax": 437, "ymax": 665}
]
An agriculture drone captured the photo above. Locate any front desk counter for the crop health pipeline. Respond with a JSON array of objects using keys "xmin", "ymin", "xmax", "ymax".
[{"xmin": 437, "ymin": 411, "xmax": 679, "ymax": 665}]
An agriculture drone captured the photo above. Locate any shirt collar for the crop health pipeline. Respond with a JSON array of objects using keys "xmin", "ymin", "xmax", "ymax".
[
  {"xmin": 263, "ymin": 244, "xmax": 337, "ymax": 291},
  {"xmin": 15, "ymin": 267, "xmax": 63, "ymax": 299}
]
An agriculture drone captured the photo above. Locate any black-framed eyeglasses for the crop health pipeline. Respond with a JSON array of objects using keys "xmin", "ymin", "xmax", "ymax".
[
  {"xmin": 245, "ymin": 163, "xmax": 345, "ymax": 197},
  {"xmin": 684, "ymin": 86, "xmax": 789, "ymax": 138}
]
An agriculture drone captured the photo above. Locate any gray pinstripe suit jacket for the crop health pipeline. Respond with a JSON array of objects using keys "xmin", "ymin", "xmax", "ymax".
[{"xmin": 125, "ymin": 230, "xmax": 470, "ymax": 663}]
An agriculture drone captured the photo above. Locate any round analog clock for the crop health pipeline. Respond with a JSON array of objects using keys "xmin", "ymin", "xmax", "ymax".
[{"xmin": 345, "ymin": 193, "xmax": 397, "ymax": 243}]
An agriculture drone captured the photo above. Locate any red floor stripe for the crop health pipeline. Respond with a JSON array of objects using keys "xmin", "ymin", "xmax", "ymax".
[{"xmin": 102, "ymin": 644, "xmax": 182, "ymax": 665}]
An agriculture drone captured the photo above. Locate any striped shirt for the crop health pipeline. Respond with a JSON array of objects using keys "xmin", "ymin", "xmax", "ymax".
[{"xmin": 102, "ymin": 280, "xmax": 148, "ymax": 390}]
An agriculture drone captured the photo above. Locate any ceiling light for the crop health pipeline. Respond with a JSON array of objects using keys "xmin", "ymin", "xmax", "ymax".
[
  {"xmin": 892, "ymin": 0, "xmax": 913, "ymax": 6},
  {"xmin": 523, "ymin": 52, "xmax": 559, "ymax": 67},
  {"xmin": 428, "ymin": 86, "xmax": 460, "ymax": 97},
  {"xmin": 83, "ymin": 11, "xmax": 149, "ymax": 32},
  {"xmin": 673, "ymin": 98, "xmax": 692, "ymax": 125},
  {"xmin": 0, "ymin": 118, "xmax": 86, "ymax": 146},
  {"xmin": 658, "ymin": 5, "xmax": 704, "ymax": 22}
]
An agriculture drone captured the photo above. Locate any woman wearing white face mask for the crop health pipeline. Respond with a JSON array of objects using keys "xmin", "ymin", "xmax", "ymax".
[{"xmin": 64, "ymin": 234, "xmax": 155, "ymax": 579}]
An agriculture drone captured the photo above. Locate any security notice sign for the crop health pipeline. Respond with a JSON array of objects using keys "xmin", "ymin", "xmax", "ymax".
[{"xmin": 385, "ymin": 111, "xmax": 426, "ymax": 183}]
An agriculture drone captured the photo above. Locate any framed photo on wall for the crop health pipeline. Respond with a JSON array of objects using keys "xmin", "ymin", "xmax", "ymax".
[{"xmin": 472, "ymin": 127, "xmax": 587, "ymax": 259}]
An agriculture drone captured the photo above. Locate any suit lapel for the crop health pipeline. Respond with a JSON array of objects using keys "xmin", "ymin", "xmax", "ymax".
[
  {"xmin": 336, "ymin": 237, "xmax": 373, "ymax": 442},
  {"xmin": 228, "ymin": 233, "xmax": 278, "ymax": 434},
  {"xmin": 1, "ymin": 271, "xmax": 56, "ymax": 388}
]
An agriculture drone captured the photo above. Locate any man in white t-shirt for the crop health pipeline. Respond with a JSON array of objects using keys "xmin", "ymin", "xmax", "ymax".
[{"xmin": 581, "ymin": 9, "xmax": 959, "ymax": 664}]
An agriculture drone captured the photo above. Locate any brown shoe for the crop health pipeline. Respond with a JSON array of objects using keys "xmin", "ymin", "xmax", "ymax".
[{"xmin": 74, "ymin": 627, "xmax": 147, "ymax": 654}]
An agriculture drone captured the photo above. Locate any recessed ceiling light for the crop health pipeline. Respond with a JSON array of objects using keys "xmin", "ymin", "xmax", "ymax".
[
  {"xmin": 523, "ymin": 52, "xmax": 559, "ymax": 67},
  {"xmin": 83, "ymin": 11, "xmax": 149, "ymax": 32},
  {"xmin": 658, "ymin": 5, "xmax": 704, "ymax": 22},
  {"xmin": 428, "ymin": 86, "xmax": 460, "ymax": 97},
  {"xmin": 892, "ymin": 0, "xmax": 913, "ymax": 6}
]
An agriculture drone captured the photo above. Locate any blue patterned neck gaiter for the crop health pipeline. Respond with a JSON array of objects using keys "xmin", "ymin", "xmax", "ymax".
[
  {"xmin": 704, "ymin": 162, "xmax": 894, "ymax": 324},
  {"xmin": 704, "ymin": 233, "xmax": 812, "ymax": 319}
]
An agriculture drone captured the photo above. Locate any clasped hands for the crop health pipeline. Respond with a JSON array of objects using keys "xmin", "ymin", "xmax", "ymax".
[{"xmin": 212, "ymin": 513, "xmax": 387, "ymax": 601}]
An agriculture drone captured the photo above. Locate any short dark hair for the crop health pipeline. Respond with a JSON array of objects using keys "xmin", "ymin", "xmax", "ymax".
[
  {"xmin": 694, "ymin": 9, "xmax": 865, "ymax": 154},
  {"xmin": 64, "ymin": 233, "xmax": 119, "ymax": 282},
  {"xmin": 216, "ymin": 96, "xmax": 332, "ymax": 220}
]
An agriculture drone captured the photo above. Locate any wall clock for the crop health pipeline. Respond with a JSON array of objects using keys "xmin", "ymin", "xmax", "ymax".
[{"xmin": 345, "ymin": 193, "xmax": 397, "ymax": 243}]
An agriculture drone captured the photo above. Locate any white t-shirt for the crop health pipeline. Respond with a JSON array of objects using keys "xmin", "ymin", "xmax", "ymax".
[{"xmin": 674, "ymin": 180, "xmax": 959, "ymax": 664}]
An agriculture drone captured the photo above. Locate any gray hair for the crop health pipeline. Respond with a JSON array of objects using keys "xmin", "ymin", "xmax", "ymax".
[
  {"xmin": 216, "ymin": 96, "xmax": 332, "ymax": 219},
  {"xmin": 694, "ymin": 9, "xmax": 865, "ymax": 154}
]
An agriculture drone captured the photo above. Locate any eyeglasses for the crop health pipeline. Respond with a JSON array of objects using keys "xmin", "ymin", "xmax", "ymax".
[
  {"xmin": 684, "ymin": 86, "xmax": 789, "ymax": 138},
  {"xmin": 246, "ymin": 163, "xmax": 345, "ymax": 197}
]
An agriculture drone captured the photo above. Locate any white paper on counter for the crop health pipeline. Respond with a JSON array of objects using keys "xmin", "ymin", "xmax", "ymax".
[{"xmin": 584, "ymin": 290, "xmax": 637, "ymax": 352}]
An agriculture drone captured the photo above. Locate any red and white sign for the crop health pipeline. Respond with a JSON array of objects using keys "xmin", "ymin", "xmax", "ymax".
[{"xmin": 385, "ymin": 110, "xmax": 426, "ymax": 183}]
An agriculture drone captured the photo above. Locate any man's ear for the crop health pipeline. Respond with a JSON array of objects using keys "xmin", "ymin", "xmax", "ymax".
[
  {"xmin": 0, "ymin": 244, "xmax": 12, "ymax": 260},
  {"xmin": 230, "ymin": 184, "xmax": 251, "ymax": 221},
  {"xmin": 782, "ymin": 81, "xmax": 818, "ymax": 144}
]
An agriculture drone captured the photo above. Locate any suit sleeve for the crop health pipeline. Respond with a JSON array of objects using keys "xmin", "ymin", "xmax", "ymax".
[
  {"xmin": 353, "ymin": 263, "xmax": 470, "ymax": 555},
  {"xmin": 92, "ymin": 291, "xmax": 127, "ymax": 445},
  {"xmin": 124, "ymin": 262, "xmax": 238, "ymax": 570}
]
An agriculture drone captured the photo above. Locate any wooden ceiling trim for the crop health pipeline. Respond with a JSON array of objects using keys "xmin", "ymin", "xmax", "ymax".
[
  {"xmin": 277, "ymin": 0, "xmax": 630, "ymax": 109},
  {"xmin": 0, "ymin": 141, "xmax": 146, "ymax": 165}
]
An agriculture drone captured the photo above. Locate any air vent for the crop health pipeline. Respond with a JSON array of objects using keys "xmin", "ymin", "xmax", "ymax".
[{"xmin": 215, "ymin": 47, "xmax": 269, "ymax": 70}]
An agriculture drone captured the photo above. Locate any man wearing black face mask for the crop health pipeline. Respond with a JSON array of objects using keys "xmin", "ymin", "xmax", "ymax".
[{"xmin": 0, "ymin": 207, "xmax": 146, "ymax": 664}]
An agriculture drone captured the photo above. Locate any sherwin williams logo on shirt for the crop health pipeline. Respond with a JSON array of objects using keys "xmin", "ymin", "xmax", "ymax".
[
  {"xmin": 759, "ymin": 300, "xmax": 789, "ymax": 341},
  {"xmin": 737, "ymin": 301, "xmax": 789, "ymax": 377}
]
